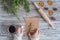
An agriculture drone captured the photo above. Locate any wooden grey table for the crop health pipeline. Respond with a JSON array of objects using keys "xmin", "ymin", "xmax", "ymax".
[{"xmin": 0, "ymin": 0, "xmax": 60, "ymax": 40}]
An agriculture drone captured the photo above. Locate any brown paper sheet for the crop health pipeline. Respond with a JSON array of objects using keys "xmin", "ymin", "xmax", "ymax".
[{"xmin": 24, "ymin": 18, "xmax": 39, "ymax": 33}]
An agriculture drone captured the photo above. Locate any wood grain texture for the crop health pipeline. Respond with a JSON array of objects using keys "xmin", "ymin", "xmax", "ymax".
[{"xmin": 0, "ymin": 0, "xmax": 60, "ymax": 40}]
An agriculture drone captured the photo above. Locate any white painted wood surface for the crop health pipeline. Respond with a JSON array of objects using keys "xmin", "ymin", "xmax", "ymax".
[{"xmin": 0, "ymin": 0, "xmax": 60, "ymax": 40}]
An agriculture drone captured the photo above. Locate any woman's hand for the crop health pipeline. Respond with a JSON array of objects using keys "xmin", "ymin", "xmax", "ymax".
[
  {"xmin": 14, "ymin": 25, "xmax": 24, "ymax": 40},
  {"xmin": 28, "ymin": 29, "xmax": 40, "ymax": 38},
  {"xmin": 17, "ymin": 25, "xmax": 23, "ymax": 34}
]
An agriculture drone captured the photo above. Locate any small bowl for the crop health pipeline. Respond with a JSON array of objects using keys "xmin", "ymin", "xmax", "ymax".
[{"xmin": 9, "ymin": 25, "xmax": 16, "ymax": 33}]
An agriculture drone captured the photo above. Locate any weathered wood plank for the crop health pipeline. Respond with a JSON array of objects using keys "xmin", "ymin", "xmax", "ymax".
[{"xmin": 0, "ymin": 9, "xmax": 60, "ymax": 21}]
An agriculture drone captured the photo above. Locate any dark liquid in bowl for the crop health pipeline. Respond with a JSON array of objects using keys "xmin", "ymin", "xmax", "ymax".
[{"xmin": 9, "ymin": 25, "xmax": 16, "ymax": 33}]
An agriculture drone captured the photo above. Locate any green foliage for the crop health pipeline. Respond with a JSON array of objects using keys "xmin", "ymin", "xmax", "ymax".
[{"xmin": 1, "ymin": 0, "xmax": 30, "ymax": 21}]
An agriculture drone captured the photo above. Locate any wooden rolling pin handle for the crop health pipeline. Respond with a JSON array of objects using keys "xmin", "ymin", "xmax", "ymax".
[
  {"xmin": 32, "ymin": 2, "xmax": 40, "ymax": 9},
  {"xmin": 48, "ymin": 22, "xmax": 55, "ymax": 29}
]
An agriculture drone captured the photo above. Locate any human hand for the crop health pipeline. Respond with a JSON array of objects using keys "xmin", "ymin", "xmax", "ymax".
[
  {"xmin": 17, "ymin": 25, "xmax": 23, "ymax": 34},
  {"xmin": 28, "ymin": 29, "xmax": 40, "ymax": 38}
]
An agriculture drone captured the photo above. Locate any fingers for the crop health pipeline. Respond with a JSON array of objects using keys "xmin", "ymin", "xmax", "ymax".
[
  {"xmin": 29, "ymin": 30, "xmax": 40, "ymax": 38},
  {"xmin": 38, "ymin": 30, "xmax": 40, "ymax": 33},
  {"xmin": 17, "ymin": 28, "xmax": 22, "ymax": 34},
  {"xmin": 17, "ymin": 25, "xmax": 23, "ymax": 34},
  {"xmin": 32, "ymin": 30, "xmax": 39, "ymax": 36},
  {"xmin": 28, "ymin": 33, "xmax": 32, "ymax": 38},
  {"xmin": 33, "ymin": 30, "xmax": 39, "ymax": 37}
]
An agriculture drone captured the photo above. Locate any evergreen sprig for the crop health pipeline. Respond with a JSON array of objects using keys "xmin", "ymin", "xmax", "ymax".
[{"xmin": 1, "ymin": 0, "xmax": 30, "ymax": 21}]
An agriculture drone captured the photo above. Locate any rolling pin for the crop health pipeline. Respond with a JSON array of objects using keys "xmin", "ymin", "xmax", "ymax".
[{"xmin": 33, "ymin": 2, "xmax": 55, "ymax": 29}]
